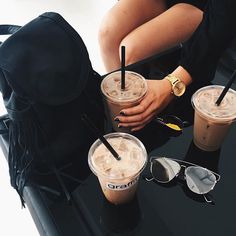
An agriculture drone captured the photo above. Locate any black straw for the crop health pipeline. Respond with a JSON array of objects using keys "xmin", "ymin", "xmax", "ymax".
[
  {"xmin": 121, "ymin": 45, "xmax": 126, "ymax": 90},
  {"xmin": 215, "ymin": 70, "xmax": 236, "ymax": 106},
  {"xmin": 81, "ymin": 114, "xmax": 121, "ymax": 161}
]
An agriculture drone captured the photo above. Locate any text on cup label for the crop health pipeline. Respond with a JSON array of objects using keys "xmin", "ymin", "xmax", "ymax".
[{"xmin": 107, "ymin": 177, "xmax": 139, "ymax": 191}]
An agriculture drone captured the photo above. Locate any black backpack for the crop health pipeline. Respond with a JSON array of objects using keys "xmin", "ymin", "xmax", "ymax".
[{"xmin": 0, "ymin": 12, "xmax": 107, "ymax": 204}]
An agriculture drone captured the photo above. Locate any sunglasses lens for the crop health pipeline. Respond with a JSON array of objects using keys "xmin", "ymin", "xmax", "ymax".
[
  {"xmin": 185, "ymin": 166, "xmax": 217, "ymax": 194},
  {"xmin": 151, "ymin": 158, "xmax": 181, "ymax": 183}
]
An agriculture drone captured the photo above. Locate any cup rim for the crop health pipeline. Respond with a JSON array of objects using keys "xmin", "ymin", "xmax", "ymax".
[
  {"xmin": 100, "ymin": 71, "xmax": 148, "ymax": 104},
  {"xmin": 88, "ymin": 132, "xmax": 148, "ymax": 180},
  {"xmin": 191, "ymin": 85, "xmax": 236, "ymax": 122}
]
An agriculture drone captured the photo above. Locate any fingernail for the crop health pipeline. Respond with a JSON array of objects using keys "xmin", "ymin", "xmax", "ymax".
[
  {"xmin": 120, "ymin": 111, "xmax": 125, "ymax": 115},
  {"xmin": 114, "ymin": 117, "xmax": 119, "ymax": 122}
]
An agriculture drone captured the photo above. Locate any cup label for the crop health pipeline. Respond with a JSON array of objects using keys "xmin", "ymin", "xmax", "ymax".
[{"xmin": 106, "ymin": 177, "xmax": 139, "ymax": 191}]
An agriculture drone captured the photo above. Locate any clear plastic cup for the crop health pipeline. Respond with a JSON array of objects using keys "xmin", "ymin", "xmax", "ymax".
[
  {"xmin": 101, "ymin": 71, "xmax": 147, "ymax": 132},
  {"xmin": 191, "ymin": 85, "xmax": 236, "ymax": 151},
  {"xmin": 88, "ymin": 132, "xmax": 147, "ymax": 205}
]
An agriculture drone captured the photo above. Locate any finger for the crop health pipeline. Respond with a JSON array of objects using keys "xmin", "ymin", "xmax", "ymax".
[
  {"xmin": 118, "ymin": 113, "xmax": 155, "ymax": 128},
  {"xmin": 131, "ymin": 115, "xmax": 155, "ymax": 132},
  {"xmin": 120, "ymin": 92, "xmax": 154, "ymax": 116},
  {"xmin": 131, "ymin": 124, "xmax": 146, "ymax": 132},
  {"xmin": 116, "ymin": 101, "xmax": 158, "ymax": 123}
]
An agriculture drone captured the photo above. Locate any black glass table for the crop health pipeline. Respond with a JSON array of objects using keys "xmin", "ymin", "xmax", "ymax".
[
  {"xmin": 71, "ymin": 111, "xmax": 236, "ymax": 236},
  {"xmin": 1, "ymin": 46, "xmax": 235, "ymax": 236},
  {"xmin": 70, "ymin": 47, "xmax": 236, "ymax": 236}
]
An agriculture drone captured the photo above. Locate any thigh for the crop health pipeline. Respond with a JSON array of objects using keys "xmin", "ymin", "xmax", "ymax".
[
  {"xmin": 121, "ymin": 3, "xmax": 203, "ymax": 62},
  {"xmin": 101, "ymin": 0, "xmax": 167, "ymax": 40}
]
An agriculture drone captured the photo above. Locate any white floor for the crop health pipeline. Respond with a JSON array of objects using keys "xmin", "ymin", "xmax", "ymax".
[{"xmin": 0, "ymin": 0, "xmax": 116, "ymax": 235}]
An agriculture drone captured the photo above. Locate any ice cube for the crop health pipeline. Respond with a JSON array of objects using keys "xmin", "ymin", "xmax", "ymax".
[
  {"xmin": 124, "ymin": 91, "xmax": 131, "ymax": 97},
  {"xmin": 104, "ymin": 167, "xmax": 112, "ymax": 174},
  {"xmin": 128, "ymin": 162, "xmax": 140, "ymax": 173},
  {"xmin": 118, "ymin": 140, "xmax": 128, "ymax": 152},
  {"xmin": 94, "ymin": 155, "xmax": 106, "ymax": 163},
  {"xmin": 110, "ymin": 90, "xmax": 118, "ymax": 96},
  {"xmin": 109, "ymin": 168, "xmax": 122, "ymax": 178},
  {"xmin": 130, "ymin": 148, "xmax": 140, "ymax": 160},
  {"xmin": 114, "ymin": 77, "xmax": 120, "ymax": 82}
]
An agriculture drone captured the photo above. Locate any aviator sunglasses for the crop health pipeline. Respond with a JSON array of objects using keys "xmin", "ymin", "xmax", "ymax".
[{"xmin": 145, "ymin": 157, "xmax": 221, "ymax": 203}]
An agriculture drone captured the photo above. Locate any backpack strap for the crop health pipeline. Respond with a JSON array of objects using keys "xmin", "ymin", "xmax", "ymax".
[
  {"xmin": 0, "ymin": 114, "xmax": 9, "ymax": 134},
  {"xmin": 0, "ymin": 25, "xmax": 21, "ymax": 44}
]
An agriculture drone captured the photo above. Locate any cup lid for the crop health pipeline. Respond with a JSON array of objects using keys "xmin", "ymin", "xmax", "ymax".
[
  {"xmin": 191, "ymin": 85, "xmax": 236, "ymax": 121},
  {"xmin": 88, "ymin": 132, "xmax": 147, "ymax": 180},
  {"xmin": 101, "ymin": 71, "xmax": 147, "ymax": 104}
]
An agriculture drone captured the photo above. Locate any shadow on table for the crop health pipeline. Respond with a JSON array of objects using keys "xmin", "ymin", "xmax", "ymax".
[
  {"xmin": 99, "ymin": 188, "xmax": 173, "ymax": 236},
  {"xmin": 184, "ymin": 140, "xmax": 221, "ymax": 173},
  {"xmin": 133, "ymin": 121, "xmax": 174, "ymax": 153},
  {"xmin": 100, "ymin": 195, "xmax": 141, "ymax": 234},
  {"xmin": 181, "ymin": 140, "xmax": 221, "ymax": 204}
]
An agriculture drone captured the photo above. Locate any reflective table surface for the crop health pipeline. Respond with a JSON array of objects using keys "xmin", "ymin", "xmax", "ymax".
[
  {"xmin": 71, "ymin": 48, "xmax": 236, "ymax": 236},
  {"xmin": 72, "ymin": 117, "xmax": 236, "ymax": 236}
]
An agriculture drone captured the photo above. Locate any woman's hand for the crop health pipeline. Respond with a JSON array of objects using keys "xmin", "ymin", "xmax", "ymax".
[{"xmin": 115, "ymin": 78, "xmax": 174, "ymax": 131}]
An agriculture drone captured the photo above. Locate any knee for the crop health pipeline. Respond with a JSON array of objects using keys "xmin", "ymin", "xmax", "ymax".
[
  {"xmin": 98, "ymin": 17, "xmax": 120, "ymax": 52},
  {"xmin": 98, "ymin": 21, "xmax": 110, "ymax": 48}
]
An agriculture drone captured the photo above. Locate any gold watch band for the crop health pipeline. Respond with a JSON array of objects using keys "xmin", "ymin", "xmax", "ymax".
[
  {"xmin": 165, "ymin": 74, "xmax": 186, "ymax": 97},
  {"xmin": 166, "ymin": 74, "xmax": 181, "ymax": 86}
]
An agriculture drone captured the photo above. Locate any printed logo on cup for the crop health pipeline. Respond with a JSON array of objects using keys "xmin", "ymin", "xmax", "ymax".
[{"xmin": 107, "ymin": 177, "xmax": 139, "ymax": 191}]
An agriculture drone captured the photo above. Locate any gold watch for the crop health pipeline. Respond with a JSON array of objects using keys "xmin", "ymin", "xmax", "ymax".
[{"xmin": 165, "ymin": 74, "xmax": 186, "ymax": 97}]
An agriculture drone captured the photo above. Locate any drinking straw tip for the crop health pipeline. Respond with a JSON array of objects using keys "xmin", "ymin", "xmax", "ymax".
[
  {"xmin": 215, "ymin": 69, "xmax": 236, "ymax": 106},
  {"xmin": 81, "ymin": 114, "xmax": 121, "ymax": 161}
]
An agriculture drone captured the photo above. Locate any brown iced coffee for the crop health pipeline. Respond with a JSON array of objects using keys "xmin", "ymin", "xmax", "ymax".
[
  {"xmin": 101, "ymin": 71, "xmax": 147, "ymax": 132},
  {"xmin": 191, "ymin": 85, "xmax": 236, "ymax": 151},
  {"xmin": 88, "ymin": 132, "xmax": 147, "ymax": 205}
]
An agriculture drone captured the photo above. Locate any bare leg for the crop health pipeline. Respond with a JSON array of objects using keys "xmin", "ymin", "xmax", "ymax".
[
  {"xmin": 122, "ymin": 3, "xmax": 203, "ymax": 66},
  {"xmin": 98, "ymin": 0, "xmax": 167, "ymax": 72},
  {"xmin": 99, "ymin": 0, "xmax": 203, "ymax": 72}
]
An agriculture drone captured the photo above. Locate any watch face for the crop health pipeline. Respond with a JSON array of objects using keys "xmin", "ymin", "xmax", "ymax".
[{"xmin": 173, "ymin": 81, "xmax": 186, "ymax": 97}]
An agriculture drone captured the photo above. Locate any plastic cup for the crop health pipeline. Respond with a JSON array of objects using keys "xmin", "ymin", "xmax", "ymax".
[
  {"xmin": 101, "ymin": 71, "xmax": 147, "ymax": 132},
  {"xmin": 191, "ymin": 85, "xmax": 236, "ymax": 151},
  {"xmin": 88, "ymin": 132, "xmax": 147, "ymax": 205}
]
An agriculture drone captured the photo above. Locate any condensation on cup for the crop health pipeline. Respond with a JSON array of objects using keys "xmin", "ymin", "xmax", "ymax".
[
  {"xmin": 191, "ymin": 85, "xmax": 236, "ymax": 151},
  {"xmin": 88, "ymin": 132, "xmax": 147, "ymax": 205},
  {"xmin": 101, "ymin": 71, "xmax": 147, "ymax": 133}
]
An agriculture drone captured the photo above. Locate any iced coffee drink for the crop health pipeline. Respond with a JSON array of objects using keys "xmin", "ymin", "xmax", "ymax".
[
  {"xmin": 88, "ymin": 132, "xmax": 147, "ymax": 205},
  {"xmin": 101, "ymin": 71, "xmax": 147, "ymax": 132},
  {"xmin": 192, "ymin": 85, "xmax": 236, "ymax": 151}
]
